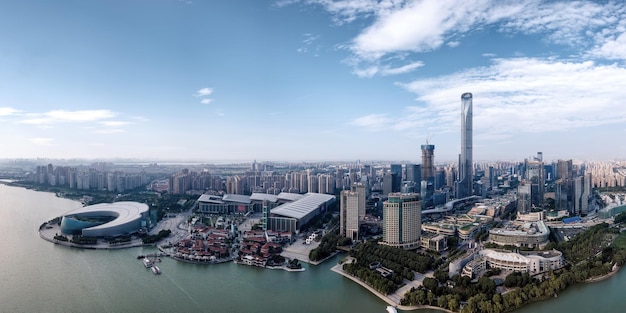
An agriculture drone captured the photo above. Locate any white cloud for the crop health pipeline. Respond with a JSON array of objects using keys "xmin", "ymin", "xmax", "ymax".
[
  {"xmin": 350, "ymin": 0, "xmax": 524, "ymax": 60},
  {"xmin": 350, "ymin": 113, "xmax": 392, "ymax": 131},
  {"xmin": 296, "ymin": 0, "xmax": 403, "ymax": 24},
  {"xmin": 353, "ymin": 58, "xmax": 626, "ymax": 139},
  {"xmin": 200, "ymin": 98, "xmax": 213, "ymax": 104},
  {"xmin": 353, "ymin": 66, "xmax": 380, "ymax": 78},
  {"xmin": 29, "ymin": 137, "xmax": 54, "ymax": 146},
  {"xmin": 353, "ymin": 61, "xmax": 424, "ymax": 78},
  {"xmin": 500, "ymin": 1, "xmax": 624, "ymax": 46},
  {"xmin": 591, "ymin": 32, "xmax": 626, "ymax": 60},
  {"xmin": 20, "ymin": 110, "xmax": 116, "ymax": 125},
  {"xmin": 195, "ymin": 87, "xmax": 214, "ymax": 97},
  {"xmin": 381, "ymin": 61, "xmax": 424, "ymax": 76},
  {"xmin": 0, "ymin": 107, "xmax": 19, "ymax": 116},
  {"xmin": 295, "ymin": 0, "xmax": 626, "ymax": 64},
  {"xmin": 297, "ymin": 33, "xmax": 320, "ymax": 54}
]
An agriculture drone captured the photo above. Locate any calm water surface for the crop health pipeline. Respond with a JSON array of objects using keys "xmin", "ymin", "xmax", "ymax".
[{"xmin": 0, "ymin": 183, "xmax": 623, "ymax": 313}]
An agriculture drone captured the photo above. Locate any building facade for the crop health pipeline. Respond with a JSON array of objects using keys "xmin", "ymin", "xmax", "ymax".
[
  {"xmin": 488, "ymin": 221, "xmax": 550, "ymax": 248},
  {"xmin": 381, "ymin": 193, "xmax": 421, "ymax": 250},
  {"xmin": 340, "ymin": 183, "xmax": 365, "ymax": 240},
  {"xmin": 456, "ymin": 92, "xmax": 473, "ymax": 199}
]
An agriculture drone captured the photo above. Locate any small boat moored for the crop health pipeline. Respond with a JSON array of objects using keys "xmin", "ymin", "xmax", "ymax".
[
  {"xmin": 151, "ymin": 266, "xmax": 161, "ymax": 275},
  {"xmin": 142, "ymin": 258, "xmax": 153, "ymax": 268}
]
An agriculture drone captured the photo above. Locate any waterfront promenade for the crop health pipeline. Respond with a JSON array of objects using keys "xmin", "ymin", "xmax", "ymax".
[
  {"xmin": 330, "ymin": 257, "xmax": 451, "ymax": 313},
  {"xmin": 281, "ymin": 239, "xmax": 320, "ymax": 264}
]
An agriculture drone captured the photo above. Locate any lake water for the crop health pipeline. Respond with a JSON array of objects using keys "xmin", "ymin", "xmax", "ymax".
[{"xmin": 0, "ymin": 183, "xmax": 624, "ymax": 313}]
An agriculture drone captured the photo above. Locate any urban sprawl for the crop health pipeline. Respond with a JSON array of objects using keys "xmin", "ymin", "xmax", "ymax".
[{"xmin": 4, "ymin": 93, "xmax": 626, "ymax": 312}]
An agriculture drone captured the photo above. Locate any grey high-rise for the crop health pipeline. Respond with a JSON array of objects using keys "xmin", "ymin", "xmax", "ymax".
[
  {"xmin": 455, "ymin": 92, "xmax": 473, "ymax": 198},
  {"xmin": 421, "ymin": 144, "xmax": 435, "ymax": 182}
]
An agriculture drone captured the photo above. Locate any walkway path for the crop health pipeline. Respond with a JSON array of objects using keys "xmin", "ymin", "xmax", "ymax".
[{"xmin": 330, "ymin": 257, "xmax": 451, "ymax": 313}]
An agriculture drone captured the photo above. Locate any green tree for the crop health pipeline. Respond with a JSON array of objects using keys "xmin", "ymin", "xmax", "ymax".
[{"xmin": 423, "ymin": 277, "xmax": 439, "ymax": 291}]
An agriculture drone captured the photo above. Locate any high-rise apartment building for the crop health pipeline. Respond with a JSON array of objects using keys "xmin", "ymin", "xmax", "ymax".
[
  {"xmin": 456, "ymin": 92, "xmax": 473, "ymax": 198},
  {"xmin": 381, "ymin": 193, "xmax": 421, "ymax": 250},
  {"xmin": 340, "ymin": 183, "xmax": 366, "ymax": 240}
]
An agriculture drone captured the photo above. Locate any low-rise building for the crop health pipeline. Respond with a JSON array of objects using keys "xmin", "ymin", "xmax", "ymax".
[
  {"xmin": 473, "ymin": 249, "xmax": 564, "ymax": 274},
  {"xmin": 488, "ymin": 220, "xmax": 550, "ymax": 248},
  {"xmin": 420, "ymin": 233, "xmax": 448, "ymax": 252},
  {"xmin": 461, "ymin": 257, "xmax": 487, "ymax": 279}
]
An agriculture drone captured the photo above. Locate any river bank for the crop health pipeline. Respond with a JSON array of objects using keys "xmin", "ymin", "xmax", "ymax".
[
  {"xmin": 330, "ymin": 262, "xmax": 453, "ymax": 313},
  {"xmin": 331, "ymin": 255, "xmax": 624, "ymax": 313},
  {"xmin": 586, "ymin": 265, "xmax": 621, "ymax": 283},
  {"xmin": 38, "ymin": 220, "xmax": 154, "ymax": 249}
]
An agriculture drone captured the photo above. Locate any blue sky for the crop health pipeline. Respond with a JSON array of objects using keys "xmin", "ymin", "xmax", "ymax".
[{"xmin": 2, "ymin": 0, "xmax": 626, "ymax": 163}]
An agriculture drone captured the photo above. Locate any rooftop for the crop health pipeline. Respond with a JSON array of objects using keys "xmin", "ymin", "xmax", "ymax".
[
  {"xmin": 250, "ymin": 193, "xmax": 279, "ymax": 203},
  {"xmin": 62, "ymin": 201, "xmax": 148, "ymax": 231},
  {"xmin": 271, "ymin": 193, "xmax": 335, "ymax": 220}
]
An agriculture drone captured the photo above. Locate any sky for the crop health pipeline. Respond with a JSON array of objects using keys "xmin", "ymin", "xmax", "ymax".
[{"xmin": 2, "ymin": 0, "xmax": 626, "ymax": 163}]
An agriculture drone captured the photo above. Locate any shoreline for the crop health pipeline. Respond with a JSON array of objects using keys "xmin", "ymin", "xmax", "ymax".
[
  {"xmin": 39, "ymin": 230, "xmax": 155, "ymax": 250},
  {"xmin": 233, "ymin": 259, "xmax": 306, "ymax": 272},
  {"xmin": 585, "ymin": 265, "xmax": 621, "ymax": 283},
  {"xmin": 332, "ymin": 259, "xmax": 623, "ymax": 313},
  {"xmin": 330, "ymin": 262, "xmax": 453, "ymax": 313}
]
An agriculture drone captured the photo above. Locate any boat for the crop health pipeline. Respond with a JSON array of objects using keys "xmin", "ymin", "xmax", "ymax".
[
  {"xmin": 386, "ymin": 306, "xmax": 398, "ymax": 313},
  {"xmin": 151, "ymin": 266, "xmax": 161, "ymax": 275},
  {"xmin": 142, "ymin": 257, "xmax": 153, "ymax": 268}
]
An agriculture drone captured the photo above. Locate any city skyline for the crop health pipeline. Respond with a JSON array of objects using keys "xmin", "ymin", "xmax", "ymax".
[{"xmin": 2, "ymin": 1, "xmax": 626, "ymax": 162}]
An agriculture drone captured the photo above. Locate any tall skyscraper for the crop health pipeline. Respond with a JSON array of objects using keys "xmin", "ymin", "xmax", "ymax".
[
  {"xmin": 557, "ymin": 159, "xmax": 573, "ymax": 180},
  {"xmin": 405, "ymin": 164, "xmax": 421, "ymax": 188},
  {"xmin": 351, "ymin": 183, "xmax": 366, "ymax": 220},
  {"xmin": 526, "ymin": 159, "xmax": 545, "ymax": 208},
  {"xmin": 421, "ymin": 144, "xmax": 435, "ymax": 182},
  {"xmin": 517, "ymin": 184, "xmax": 531, "ymax": 214},
  {"xmin": 421, "ymin": 143, "xmax": 435, "ymax": 208},
  {"xmin": 383, "ymin": 172, "xmax": 400, "ymax": 195},
  {"xmin": 456, "ymin": 92, "xmax": 473, "ymax": 199},
  {"xmin": 340, "ymin": 183, "xmax": 366, "ymax": 240},
  {"xmin": 390, "ymin": 164, "xmax": 402, "ymax": 176},
  {"xmin": 381, "ymin": 193, "xmax": 421, "ymax": 250},
  {"xmin": 572, "ymin": 173, "xmax": 592, "ymax": 216}
]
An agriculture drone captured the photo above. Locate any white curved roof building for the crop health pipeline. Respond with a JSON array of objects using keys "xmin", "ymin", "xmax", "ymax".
[
  {"xmin": 60, "ymin": 201, "xmax": 150, "ymax": 237},
  {"xmin": 478, "ymin": 249, "xmax": 564, "ymax": 274},
  {"xmin": 270, "ymin": 193, "xmax": 336, "ymax": 228}
]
